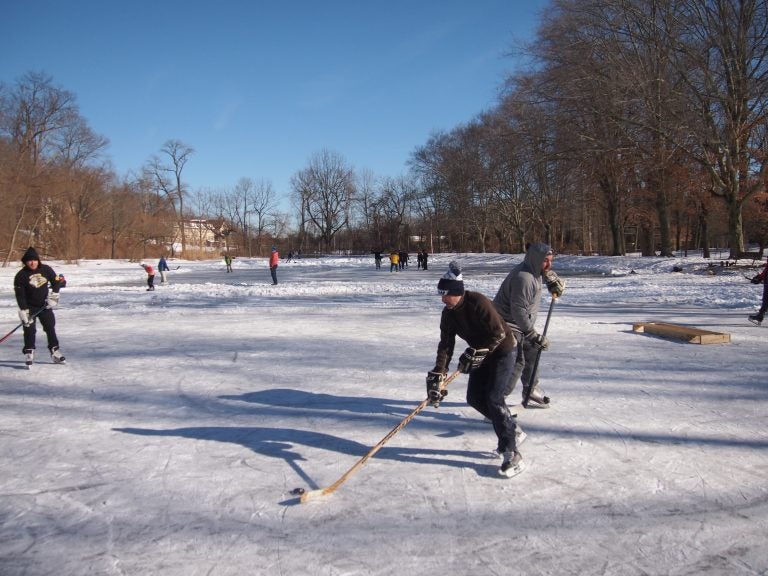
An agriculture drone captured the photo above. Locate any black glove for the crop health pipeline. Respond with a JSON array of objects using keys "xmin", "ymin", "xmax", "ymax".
[
  {"xmin": 457, "ymin": 347, "xmax": 489, "ymax": 373},
  {"xmin": 426, "ymin": 371, "xmax": 447, "ymax": 407},
  {"xmin": 544, "ymin": 271, "xmax": 565, "ymax": 297},
  {"xmin": 527, "ymin": 331, "xmax": 550, "ymax": 351},
  {"xmin": 751, "ymin": 275, "xmax": 762, "ymax": 285}
]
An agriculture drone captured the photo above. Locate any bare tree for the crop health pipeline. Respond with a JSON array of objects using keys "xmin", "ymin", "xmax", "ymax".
[
  {"xmin": 145, "ymin": 139, "xmax": 194, "ymax": 254},
  {"xmin": 671, "ymin": 0, "xmax": 768, "ymax": 257},
  {"xmin": 249, "ymin": 178, "xmax": 277, "ymax": 257},
  {"xmin": 0, "ymin": 71, "xmax": 105, "ymax": 265},
  {"xmin": 292, "ymin": 150, "xmax": 355, "ymax": 252}
]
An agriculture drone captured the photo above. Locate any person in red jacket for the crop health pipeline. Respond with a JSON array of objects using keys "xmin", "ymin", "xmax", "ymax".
[
  {"xmin": 748, "ymin": 257, "xmax": 768, "ymax": 325},
  {"xmin": 269, "ymin": 246, "xmax": 279, "ymax": 285},
  {"xmin": 141, "ymin": 262, "xmax": 155, "ymax": 291}
]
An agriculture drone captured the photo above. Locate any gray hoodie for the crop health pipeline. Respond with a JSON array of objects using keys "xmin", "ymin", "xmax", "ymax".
[{"xmin": 493, "ymin": 242, "xmax": 552, "ymax": 336}]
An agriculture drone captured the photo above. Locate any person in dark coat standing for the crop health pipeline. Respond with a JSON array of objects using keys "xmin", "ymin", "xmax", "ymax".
[
  {"xmin": 748, "ymin": 257, "xmax": 768, "ymax": 325},
  {"xmin": 158, "ymin": 256, "xmax": 170, "ymax": 283},
  {"xmin": 427, "ymin": 261, "xmax": 525, "ymax": 478},
  {"xmin": 13, "ymin": 247, "xmax": 67, "ymax": 368}
]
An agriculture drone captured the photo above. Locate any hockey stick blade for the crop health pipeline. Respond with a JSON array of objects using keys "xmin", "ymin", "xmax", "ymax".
[{"xmin": 299, "ymin": 488, "xmax": 329, "ymax": 503}]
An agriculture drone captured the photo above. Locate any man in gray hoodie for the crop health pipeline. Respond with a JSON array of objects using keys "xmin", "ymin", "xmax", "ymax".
[{"xmin": 493, "ymin": 242, "xmax": 565, "ymax": 407}]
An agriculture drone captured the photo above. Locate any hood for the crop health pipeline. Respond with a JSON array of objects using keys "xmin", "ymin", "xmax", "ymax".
[
  {"xmin": 523, "ymin": 242, "xmax": 553, "ymax": 277},
  {"xmin": 21, "ymin": 246, "xmax": 41, "ymax": 263}
]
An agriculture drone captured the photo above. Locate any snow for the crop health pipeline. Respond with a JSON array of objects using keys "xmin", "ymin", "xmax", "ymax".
[{"xmin": 1, "ymin": 252, "xmax": 767, "ymax": 576}]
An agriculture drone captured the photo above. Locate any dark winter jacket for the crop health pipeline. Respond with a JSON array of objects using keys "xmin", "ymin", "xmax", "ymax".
[
  {"xmin": 493, "ymin": 242, "xmax": 552, "ymax": 336},
  {"xmin": 14, "ymin": 248, "xmax": 64, "ymax": 311},
  {"xmin": 433, "ymin": 291, "xmax": 516, "ymax": 374}
]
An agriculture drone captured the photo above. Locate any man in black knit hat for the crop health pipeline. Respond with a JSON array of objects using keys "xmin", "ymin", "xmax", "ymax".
[
  {"xmin": 13, "ymin": 247, "xmax": 67, "ymax": 369},
  {"xmin": 427, "ymin": 261, "xmax": 525, "ymax": 477}
]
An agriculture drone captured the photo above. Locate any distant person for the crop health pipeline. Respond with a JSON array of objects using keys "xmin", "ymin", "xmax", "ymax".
[
  {"xmin": 269, "ymin": 246, "xmax": 279, "ymax": 285},
  {"xmin": 426, "ymin": 261, "xmax": 525, "ymax": 478},
  {"xmin": 422, "ymin": 251, "xmax": 428, "ymax": 270},
  {"xmin": 399, "ymin": 250, "xmax": 408, "ymax": 270},
  {"xmin": 493, "ymin": 242, "xmax": 565, "ymax": 408},
  {"xmin": 158, "ymin": 256, "xmax": 170, "ymax": 283},
  {"xmin": 224, "ymin": 254, "xmax": 234, "ymax": 273},
  {"xmin": 286, "ymin": 251, "xmax": 294, "ymax": 263},
  {"xmin": 748, "ymin": 256, "xmax": 768, "ymax": 325},
  {"xmin": 13, "ymin": 246, "xmax": 67, "ymax": 368},
  {"xmin": 417, "ymin": 251, "xmax": 424, "ymax": 270},
  {"xmin": 141, "ymin": 262, "xmax": 155, "ymax": 291},
  {"xmin": 373, "ymin": 250, "xmax": 383, "ymax": 270},
  {"xmin": 389, "ymin": 250, "xmax": 399, "ymax": 272}
]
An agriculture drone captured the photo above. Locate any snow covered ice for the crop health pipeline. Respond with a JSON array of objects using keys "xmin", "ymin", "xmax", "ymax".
[{"xmin": 1, "ymin": 253, "xmax": 767, "ymax": 575}]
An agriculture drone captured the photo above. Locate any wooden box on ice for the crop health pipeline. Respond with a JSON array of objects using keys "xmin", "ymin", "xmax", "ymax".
[{"xmin": 632, "ymin": 322, "xmax": 731, "ymax": 345}]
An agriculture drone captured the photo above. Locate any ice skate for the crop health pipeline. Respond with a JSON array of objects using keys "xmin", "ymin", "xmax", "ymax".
[
  {"xmin": 50, "ymin": 346, "xmax": 66, "ymax": 364},
  {"xmin": 499, "ymin": 451, "xmax": 525, "ymax": 478}
]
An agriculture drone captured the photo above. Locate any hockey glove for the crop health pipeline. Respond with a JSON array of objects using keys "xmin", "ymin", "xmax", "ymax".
[
  {"xmin": 426, "ymin": 371, "xmax": 447, "ymax": 407},
  {"xmin": 527, "ymin": 331, "xmax": 550, "ymax": 351},
  {"xmin": 751, "ymin": 275, "xmax": 763, "ymax": 285},
  {"xmin": 544, "ymin": 271, "xmax": 565, "ymax": 297},
  {"xmin": 458, "ymin": 347, "xmax": 489, "ymax": 373},
  {"xmin": 46, "ymin": 293, "xmax": 60, "ymax": 309},
  {"xmin": 18, "ymin": 309, "xmax": 32, "ymax": 327}
]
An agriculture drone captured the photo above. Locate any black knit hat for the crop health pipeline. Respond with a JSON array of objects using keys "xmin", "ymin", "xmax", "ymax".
[
  {"xmin": 21, "ymin": 247, "xmax": 40, "ymax": 263},
  {"xmin": 437, "ymin": 261, "xmax": 464, "ymax": 295}
]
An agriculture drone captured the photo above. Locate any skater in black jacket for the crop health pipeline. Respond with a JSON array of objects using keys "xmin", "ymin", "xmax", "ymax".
[
  {"xmin": 748, "ymin": 257, "xmax": 768, "ymax": 325},
  {"xmin": 13, "ymin": 247, "xmax": 67, "ymax": 368},
  {"xmin": 427, "ymin": 262, "xmax": 525, "ymax": 478}
]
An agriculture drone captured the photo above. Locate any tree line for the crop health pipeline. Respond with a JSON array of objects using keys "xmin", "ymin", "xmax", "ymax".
[{"xmin": 3, "ymin": 0, "xmax": 768, "ymax": 264}]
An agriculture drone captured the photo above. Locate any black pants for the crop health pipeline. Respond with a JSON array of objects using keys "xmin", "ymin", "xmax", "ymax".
[
  {"xmin": 504, "ymin": 335, "xmax": 541, "ymax": 400},
  {"xmin": 466, "ymin": 348, "xmax": 519, "ymax": 454},
  {"xmin": 22, "ymin": 308, "xmax": 59, "ymax": 353},
  {"xmin": 759, "ymin": 281, "xmax": 768, "ymax": 317}
]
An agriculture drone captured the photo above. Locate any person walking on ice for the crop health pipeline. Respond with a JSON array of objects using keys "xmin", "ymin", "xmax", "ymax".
[
  {"xmin": 269, "ymin": 246, "xmax": 280, "ymax": 285},
  {"xmin": 13, "ymin": 246, "xmax": 67, "ymax": 368},
  {"xmin": 748, "ymin": 256, "xmax": 768, "ymax": 325},
  {"xmin": 426, "ymin": 261, "xmax": 525, "ymax": 478}
]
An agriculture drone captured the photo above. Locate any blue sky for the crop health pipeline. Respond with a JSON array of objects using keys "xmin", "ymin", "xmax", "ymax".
[{"xmin": 2, "ymin": 1, "xmax": 546, "ymax": 210}]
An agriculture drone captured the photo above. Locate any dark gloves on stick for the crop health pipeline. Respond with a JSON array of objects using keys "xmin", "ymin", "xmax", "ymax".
[{"xmin": 426, "ymin": 371, "xmax": 447, "ymax": 407}]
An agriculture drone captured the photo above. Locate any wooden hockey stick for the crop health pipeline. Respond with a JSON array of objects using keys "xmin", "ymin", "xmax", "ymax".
[
  {"xmin": 522, "ymin": 295, "xmax": 557, "ymax": 408},
  {"xmin": 0, "ymin": 308, "xmax": 46, "ymax": 346},
  {"xmin": 300, "ymin": 370, "xmax": 462, "ymax": 503}
]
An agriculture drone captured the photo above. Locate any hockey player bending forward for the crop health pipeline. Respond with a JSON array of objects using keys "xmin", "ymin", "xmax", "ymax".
[{"xmin": 427, "ymin": 262, "xmax": 525, "ymax": 478}]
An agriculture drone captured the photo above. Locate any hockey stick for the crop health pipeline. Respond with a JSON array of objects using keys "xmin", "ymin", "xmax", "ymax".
[
  {"xmin": 300, "ymin": 370, "xmax": 462, "ymax": 503},
  {"xmin": 0, "ymin": 308, "xmax": 46, "ymax": 346},
  {"xmin": 522, "ymin": 296, "xmax": 557, "ymax": 408}
]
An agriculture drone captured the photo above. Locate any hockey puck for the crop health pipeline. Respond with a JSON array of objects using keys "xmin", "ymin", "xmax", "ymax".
[{"xmin": 290, "ymin": 487, "xmax": 305, "ymax": 496}]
